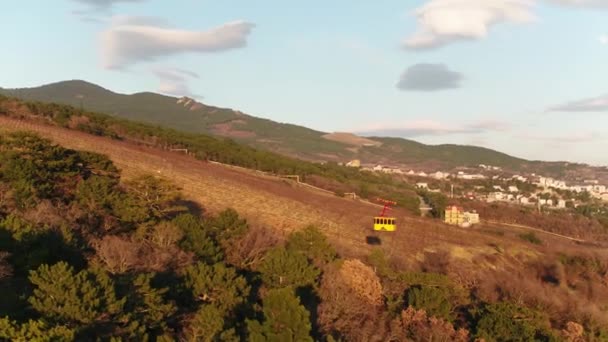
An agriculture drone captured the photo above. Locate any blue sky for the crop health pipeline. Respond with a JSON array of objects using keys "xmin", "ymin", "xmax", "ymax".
[{"xmin": 2, "ymin": 0, "xmax": 608, "ymax": 165}]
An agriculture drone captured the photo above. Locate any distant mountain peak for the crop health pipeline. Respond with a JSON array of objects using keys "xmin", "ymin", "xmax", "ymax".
[{"xmin": 177, "ymin": 96, "xmax": 204, "ymax": 111}]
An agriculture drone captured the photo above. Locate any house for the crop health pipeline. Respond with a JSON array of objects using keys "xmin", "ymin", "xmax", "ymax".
[
  {"xmin": 444, "ymin": 206, "xmax": 480, "ymax": 227},
  {"xmin": 490, "ymin": 192, "xmax": 505, "ymax": 201},
  {"xmin": 508, "ymin": 186, "xmax": 519, "ymax": 193},
  {"xmin": 444, "ymin": 206, "xmax": 465, "ymax": 226},
  {"xmin": 346, "ymin": 159, "xmax": 361, "ymax": 168},
  {"xmin": 373, "ymin": 165, "xmax": 383, "ymax": 172},
  {"xmin": 416, "ymin": 183, "xmax": 429, "ymax": 189},
  {"xmin": 520, "ymin": 197, "xmax": 530, "ymax": 205},
  {"xmin": 539, "ymin": 199, "xmax": 547, "ymax": 205},
  {"xmin": 457, "ymin": 173, "xmax": 486, "ymax": 180},
  {"xmin": 546, "ymin": 199, "xmax": 554, "ymax": 206},
  {"xmin": 432, "ymin": 171, "xmax": 449, "ymax": 179},
  {"xmin": 557, "ymin": 199, "xmax": 566, "ymax": 208},
  {"xmin": 464, "ymin": 211, "xmax": 480, "ymax": 224},
  {"xmin": 407, "ymin": 170, "xmax": 416, "ymax": 175},
  {"xmin": 493, "ymin": 185, "xmax": 505, "ymax": 191},
  {"xmin": 418, "ymin": 171, "xmax": 428, "ymax": 177}
]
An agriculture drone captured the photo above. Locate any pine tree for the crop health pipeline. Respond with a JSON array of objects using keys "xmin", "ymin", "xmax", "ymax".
[
  {"xmin": 258, "ymin": 247, "xmax": 320, "ymax": 289},
  {"xmin": 247, "ymin": 288, "xmax": 313, "ymax": 342},
  {"xmin": 124, "ymin": 273, "xmax": 177, "ymax": 338},
  {"xmin": 28, "ymin": 262, "xmax": 125, "ymax": 326},
  {"xmin": 0, "ymin": 317, "xmax": 75, "ymax": 341},
  {"xmin": 174, "ymin": 214, "xmax": 223, "ymax": 264},
  {"xmin": 181, "ymin": 305, "xmax": 224, "ymax": 342},
  {"xmin": 286, "ymin": 225, "xmax": 337, "ymax": 267},
  {"xmin": 207, "ymin": 208, "xmax": 248, "ymax": 245},
  {"xmin": 183, "ymin": 262, "xmax": 249, "ymax": 316}
]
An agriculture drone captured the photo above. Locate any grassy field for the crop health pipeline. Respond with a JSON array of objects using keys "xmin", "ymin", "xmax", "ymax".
[{"xmin": 2, "ymin": 116, "xmax": 603, "ymax": 262}]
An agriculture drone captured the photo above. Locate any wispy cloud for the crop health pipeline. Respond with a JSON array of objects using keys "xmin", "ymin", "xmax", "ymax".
[
  {"xmin": 152, "ymin": 67, "xmax": 201, "ymax": 98},
  {"xmin": 354, "ymin": 119, "xmax": 512, "ymax": 137},
  {"xmin": 545, "ymin": 0, "xmax": 608, "ymax": 8},
  {"xmin": 397, "ymin": 63, "xmax": 463, "ymax": 91},
  {"xmin": 100, "ymin": 16, "xmax": 255, "ymax": 70},
  {"xmin": 520, "ymin": 131, "xmax": 603, "ymax": 143},
  {"xmin": 72, "ymin": 0, "xmax": 146, "ymax": 10},
  {"xmin": 71, "ymin": 0, "xmax": 146, "ymax": 21},
  {"xmin": 549, "ymin": 94, "xmax": 608, "ymax": 112},
  {"xmin": 403, "ymin": 0, "xmax": 536, "ymax": 50},
  {"xmin": 600, "ymin": 34, "xmax": 608, "ymax": 45}
]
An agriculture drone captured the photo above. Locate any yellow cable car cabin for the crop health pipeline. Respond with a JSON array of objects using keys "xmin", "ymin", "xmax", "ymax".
[{"xmin": 373, "ymin": 217, "xmax": 396, "ymax": 232}]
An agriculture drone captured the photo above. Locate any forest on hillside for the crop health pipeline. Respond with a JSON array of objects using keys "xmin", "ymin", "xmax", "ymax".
[
  {"xmin": 1, "ymin": 132, "xmax": 608, "ymax": 341},
  {"xmin": 0, "ymin": 95, "xmax": 421, "ymax": 214}
]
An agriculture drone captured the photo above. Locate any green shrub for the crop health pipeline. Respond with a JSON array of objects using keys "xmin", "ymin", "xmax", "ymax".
[
  {"xmin": 519, "ymin": 232, "xmax": 542, "ymax": 245},
  {"xmin": 407, "ymin": 286, "xmax": 454, "ymax": 321}
]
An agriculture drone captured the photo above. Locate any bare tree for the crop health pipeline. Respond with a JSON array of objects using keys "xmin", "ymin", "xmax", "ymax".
[
  {"xmin": 317, "ymin": 261, "xmax": 386, "ymax": 341},
  {"xmin": 224, "ymin": 225, "xmax": 279, "ymax": 269},
  {"xmin": 150, "ymin": 221, "xmax": 183, "ymax": 248},
  {"xmin": 92, "ymin": 236, "xmax": 141, "ymax": 274}
]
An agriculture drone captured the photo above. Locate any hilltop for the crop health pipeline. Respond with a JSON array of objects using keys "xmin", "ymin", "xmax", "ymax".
[{"xmin": 0, "ymin": 80, "xmax": 587, "ymax": 175}]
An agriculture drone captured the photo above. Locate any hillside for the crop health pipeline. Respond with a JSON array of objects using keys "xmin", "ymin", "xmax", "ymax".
[
  {"xmin": 0, "ymin": 80, "xmax": 582, "ymax": 173},
  {"xmin": 2, "ymin": 114, "xmax": 608, "ymax": 340},
  {"xmin": 0, "ymin": 80, "xmax": 350, "ymax": 162}
]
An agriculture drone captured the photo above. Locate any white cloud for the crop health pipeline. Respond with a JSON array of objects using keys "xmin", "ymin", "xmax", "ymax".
[
  {"xmin": 546, "ymin": 0, "xmax": 608, "ymax": 8},
  {"xmin": 72, "ymin": 0, "xmax": 145, "ymax": 10},
  {"xmin": 355, "ymin": 119, "xmax": 512, "ymax": 137},
  {"xmin": 549, "ymin": 94, "xmax": 608, "ymax": 112},
  {"xmin": 403, "ymin": 0, "xmax": 536, "ymax": 50},
  {"xmin": 101, "ymin": 16, "xmax": 255, "ymax": 69},
  {"xmin": 600, "ymin": 35, "xmax": 608, "ymax": 44},
  {"xmin": 397, "ymin": 63, "xmax": 463, "ymax": 91},
  {"xmin": 152, "ymin": 67, "xmax": 201, "ymax": 98}
]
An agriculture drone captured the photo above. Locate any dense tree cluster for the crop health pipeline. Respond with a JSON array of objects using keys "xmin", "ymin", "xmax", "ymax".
[{"xmin": 1, "ymin": 132, "xmax": 606, "ymax": 341}]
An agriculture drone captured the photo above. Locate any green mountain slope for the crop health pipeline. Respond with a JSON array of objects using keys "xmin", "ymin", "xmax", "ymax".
[
  {"xmin": 0, "ymin": 80, "xmax": 580, "ymax": 172},
  {"xmin": 0, "ymin": 80, "xmax": 349, "ymax": 162}
]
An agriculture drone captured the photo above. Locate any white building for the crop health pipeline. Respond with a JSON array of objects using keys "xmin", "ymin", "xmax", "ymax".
[
  {"xmin": 457, "ymin": 173, "xmax": 487, "ymax": 180},
  {"xmin": 416, "ymin": 183, "xmax": 429, "ymax": 189},
  {"xmin": 508, "ymin": 186, "xmax": 519, "ymax": 193},
  {"xmin": 431, "ymin": 171, "xmax": 449, "ymax": 179},
  {"xmin": 346, "ymin": 159, "xmax": 361, "ymax": 168},
  {"xmin": 557, "ymin": 199, "xmax": 566, "ymax": 208}
]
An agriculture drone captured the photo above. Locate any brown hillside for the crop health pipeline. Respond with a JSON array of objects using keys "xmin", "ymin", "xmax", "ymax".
[{"xmin": 3, "ymin": 115, "xmax": 608, "ymax": 328}]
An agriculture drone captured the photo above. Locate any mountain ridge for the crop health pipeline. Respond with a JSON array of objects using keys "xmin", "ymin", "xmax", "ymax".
[{"xmin": 0, "ymin": 80, "xmax": 590, "ymax": 174}]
